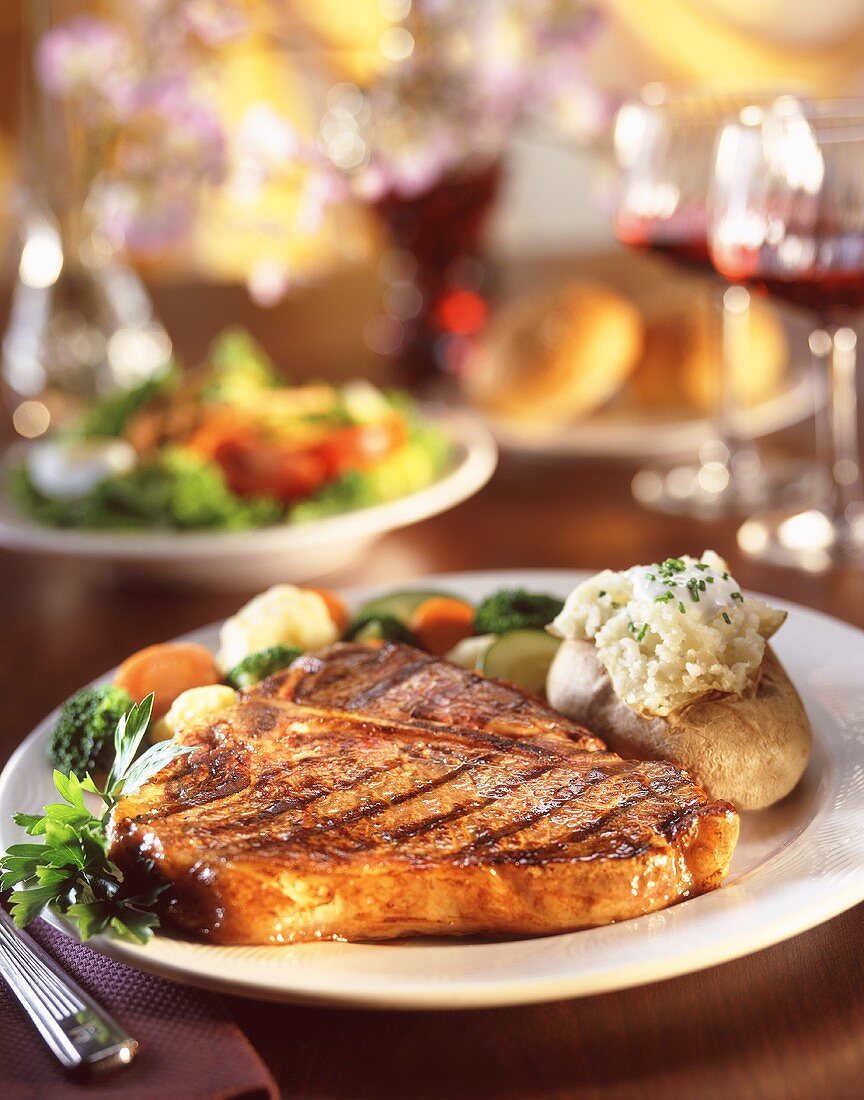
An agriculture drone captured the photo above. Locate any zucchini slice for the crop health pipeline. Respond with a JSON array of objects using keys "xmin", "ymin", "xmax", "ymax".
[
  {"xmin": 347, "ymin": 614, "xmax": 417, "ymax": 645},
  {"xmin": 481, "ymin": 630, "xmax": 561, "ymax": 694}
]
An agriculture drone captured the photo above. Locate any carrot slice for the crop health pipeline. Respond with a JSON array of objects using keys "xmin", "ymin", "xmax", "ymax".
[
  {"xmin": 409, "ymin": 597, "xmax": 476, "ymax": 656},
  {"xmin": 114, "ymin": 642, "xmax": 221, "ymax": 719},
  {"xmin": 305, "ymin": 587, "xmax": 349, "ymax": 634}
]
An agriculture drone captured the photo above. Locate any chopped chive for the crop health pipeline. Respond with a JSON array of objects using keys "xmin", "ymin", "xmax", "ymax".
[
  {"xmin": 598, "ymin": 590, "xmax": 607, "ymax": 597},
  {"xmin": 646, "ymin": 573, "xmax": 656, "ymax": 581},
  {"xmin": 699, "ymin": 579, "xmax": 706, "ymax": 591},
  {"xmin": 678, "ymin": 601, "xmax": 686, "ymax": 614},
  {"xmin": 730, "ymin": 591, "xmax": 743, "ymax": 601},
  {"xmin": 706, "ymin": 576, "xmax": 714, "ymax": 583},
  {"xmin": 722, "ymin": 612, "xmax": 731, "ymax": 624},
  {"xmin": 695, "ymin": 563, "xmax": 709, "ymax": 571},
  {"xmin": 636, "ymin": 623, "xmax": 649, "ymax": 642},
  {"xmin": 654, "ymin": 592, "xmax": 674, "ymax": 603},
  {"xmin": 722, "ymin": 571, "xmax": 730, "ymax": 580}
]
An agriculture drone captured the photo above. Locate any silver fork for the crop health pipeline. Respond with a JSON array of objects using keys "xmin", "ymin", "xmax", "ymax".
[{"xmin": 0, "ymin": 907, "xmax": 138, "ymax": 1078}]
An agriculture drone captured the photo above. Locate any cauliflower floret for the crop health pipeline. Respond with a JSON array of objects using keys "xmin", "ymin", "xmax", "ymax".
[
  {"xmin": 217, "ymin": 585, "xmax": 339, "ymax": 671},
  {"xmin": 552, "ymin": 552, "xmax": 786, "ymax": 716},
  {"xmin": 151, "ymin": 685, "xmax": 238, "ymax": 742}
]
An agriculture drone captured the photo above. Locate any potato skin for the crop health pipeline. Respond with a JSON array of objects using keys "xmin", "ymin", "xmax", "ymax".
[{"xmin": 546, "ymin": 639, "xmax": 811, "ymax": 810}]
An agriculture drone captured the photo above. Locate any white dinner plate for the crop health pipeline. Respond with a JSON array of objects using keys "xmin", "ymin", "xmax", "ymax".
[
  {"xmin": 0, "ymin": 410, "xmax": 497, "ymax": 589},
  {"xmin": 2, "ymin": 569, "xmax": 863, "ymax": 1009}
]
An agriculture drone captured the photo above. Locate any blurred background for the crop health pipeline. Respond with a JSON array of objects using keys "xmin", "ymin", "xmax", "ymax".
[
  {"xmin": 0, "ymin": 0, "xmax": 861, "ymax": 384},
  {"xmin": 3, "ymin": 0, "xmax": 864, "ymax": 580}
]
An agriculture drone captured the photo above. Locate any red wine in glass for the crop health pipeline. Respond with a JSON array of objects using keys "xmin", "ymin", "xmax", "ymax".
[
  {"xmin": 612, "ymin": 85, "xmax": 813, "ymax": 518},
  {"xmin": 708, "ymin": 99, "xmax": 864, "ymax": 567},
  {"xmin": 615, "ymin": 210, "xmax": 712, "ymax": 275},
  {"xmin": 716, "ymin": 241, "xmax": 864, "ymax": 318}
]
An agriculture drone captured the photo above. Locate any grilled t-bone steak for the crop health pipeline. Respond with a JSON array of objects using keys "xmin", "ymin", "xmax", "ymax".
[{"xmin": 108, "ymin": 644, "xmax": 739, "ymax": 945}]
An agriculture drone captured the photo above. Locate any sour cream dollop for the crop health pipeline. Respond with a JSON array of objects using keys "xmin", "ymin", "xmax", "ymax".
[
  {"xmin": 551, "ymin": 551, "xmax": 787, "ymax": 716},
  {"xmin": 27, "ymin": 437, "xmax": 138, "ymax": 500}
]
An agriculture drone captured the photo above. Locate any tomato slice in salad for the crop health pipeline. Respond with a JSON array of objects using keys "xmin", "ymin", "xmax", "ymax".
[
  {"xmin": 315, "ymin": 416, "xmax": 407, "ymax": 478},
  {"xmin": 212, "ymin": 437, "xmax": 330, "ymax": 502},
  {"xmin": 184, "ymin": 409, "xmax": 408, "ymax": 504}
]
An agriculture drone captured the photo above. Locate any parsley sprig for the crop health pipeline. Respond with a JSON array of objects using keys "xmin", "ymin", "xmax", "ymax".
[{"xmin": 1, "ymin": 694, "xmax": 191, "ymax": 944}]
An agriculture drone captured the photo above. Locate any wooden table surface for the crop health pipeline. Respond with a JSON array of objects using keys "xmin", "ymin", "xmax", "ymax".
[{"xmin": 3, "ymin": 447, "xmax": 864, "ymax": 1099}]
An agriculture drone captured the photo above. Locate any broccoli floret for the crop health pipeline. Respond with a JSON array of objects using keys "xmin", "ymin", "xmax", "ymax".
[
  {"xmin": 47, "ymin": 684, "xmax": 134, "ymax": 778},
  {"xmin": 226, "ymin": 645, "xmax": 301, "ymax": 690},
  {"xmin": 344, "ymin": 614, "xmax": 417, "ymax": 645},
  {"xmin": 474, "ymin": 589, "xmax": 564, "ymax": 635}
]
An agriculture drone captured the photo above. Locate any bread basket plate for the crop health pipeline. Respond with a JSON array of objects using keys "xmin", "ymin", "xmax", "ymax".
[
  {"xmin": 0, "ymin": 409, "xmax": 496, "ymax": 590},
  {"xmin": 485, "ymin": 373, "xmax": 818, "ymax": 458},
  {"xmin": 2, "ymin": 569, "xmax": 863, "ymax": 1009}
]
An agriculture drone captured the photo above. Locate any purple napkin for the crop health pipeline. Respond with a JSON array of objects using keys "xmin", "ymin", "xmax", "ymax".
[{"xmin": 0, "ymin": 919, "xmax": 277, "ymax": 1099}]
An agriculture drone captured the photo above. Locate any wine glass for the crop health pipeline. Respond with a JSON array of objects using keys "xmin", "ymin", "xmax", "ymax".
[
  {"xmin": 710, "ymin": 97, "xmax": 864, "ymax": 570},
  {"xmin": 614, "ymin": 83, "xmax": 811, "ymax": 517}
]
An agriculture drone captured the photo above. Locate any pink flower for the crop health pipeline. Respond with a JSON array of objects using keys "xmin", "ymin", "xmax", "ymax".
[
  {"xmin": 181, "ymin": 0, "xmax": 250, "ymax": 47},
  {"xmin": 534, "ymin": 51, "xmax": 610, "ymax": 141},
  {"xmin": 98, "ymin": 179, "xmax": 193, "ymax": 255},
  {"xmin": 359, "ymin": 115, "xmax": 474, "ymax": 200},
  {"xmin": 331, "ymin": 0, "xmax": 605, "ymax": 200},
  {"xmin": 120, "ymin": 74, "xmax": 227, "ymax": 184},
  {"xmin": 296, "ymin": 169, "xmax": 347, "ymax": 234},
  {"xmin": 36, "ymin": 16, "xmax": 135, "ymax": 113}
]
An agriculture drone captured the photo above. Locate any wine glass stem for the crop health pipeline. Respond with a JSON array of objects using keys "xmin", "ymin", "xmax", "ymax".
[
  {"xmin": 716, "ymin": 283, "xmax": 757, "ymax": 474},
  {"xmin": 809, "ymin": 328, "xmax": 833, "ymax": 497},
  {"xmin": 827, "ymin": 326, "xmax": 863, "ymax": 521}
]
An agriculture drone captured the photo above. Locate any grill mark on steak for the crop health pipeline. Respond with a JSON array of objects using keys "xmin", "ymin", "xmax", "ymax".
[
  {"xmin": 126, "ymin": 717, "xmax": 565, "ymax": 843},
  {"xmin": 267, "ymin": 643, "xmax": 601, "ymax": 750},
  {"xmin": 450, "ymin": 765, "xmax": 625, "ymax": 856},
  {"xmin": 480, "ymin": 777, "xmax": 697, "ymax": 866},
  {"xmin": 275, "ymin": 749, "xmax": 507, "ymax": 845},
  {"xmin": 127, "ymin": 722, "xmax": 701, "ymax": 869},
  {"xmin": 255, "ymin": 696, "xmax": 573, "ymax": 764},
  {"xmin": 209, "ymin": 757, "xmax": 410, "ymax": 832},
  {"xmin": 237, "ymin": 718, "xmax": 596, "ymax": 854},
  {"xmin": 136, "ymin": 743, "xmax": 251, "ymax": 822},
  {"xmin": 275, "ymin": 754, "xmax": 633, "ymax": 859},
  {"xmin": 338, "ymin": 654, "xmax": 438, "ymax": 710},
  {"xmin": 377, "ymin": 758, "xmax": 561, "ymax": 844},
  {"xmin": 143, "ymin": 749, "xmax": 434, "ymax": 840}
]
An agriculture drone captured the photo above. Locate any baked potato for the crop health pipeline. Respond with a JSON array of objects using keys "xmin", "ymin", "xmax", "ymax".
[{"xmin": 547, "ymin": 638, "xmax": 811, "ymax": 810}]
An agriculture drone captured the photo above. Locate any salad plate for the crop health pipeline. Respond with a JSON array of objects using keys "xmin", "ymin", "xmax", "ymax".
[
  {"xmin": 0, "ymin": 411, "xmax": 496, "ymax": 589},
  {"xmin": 2, "ymin": 569, "xmax": 864, "ymax": 1009}
]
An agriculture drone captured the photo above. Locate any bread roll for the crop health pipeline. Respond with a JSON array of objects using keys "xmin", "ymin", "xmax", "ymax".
[
  {"xmin": 630, "ymin": 289, "xmax": 787, "ymax": 413},
  {"xmin": 462, "ymin": 281, "xmax": 643, "ymax": 427}
]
